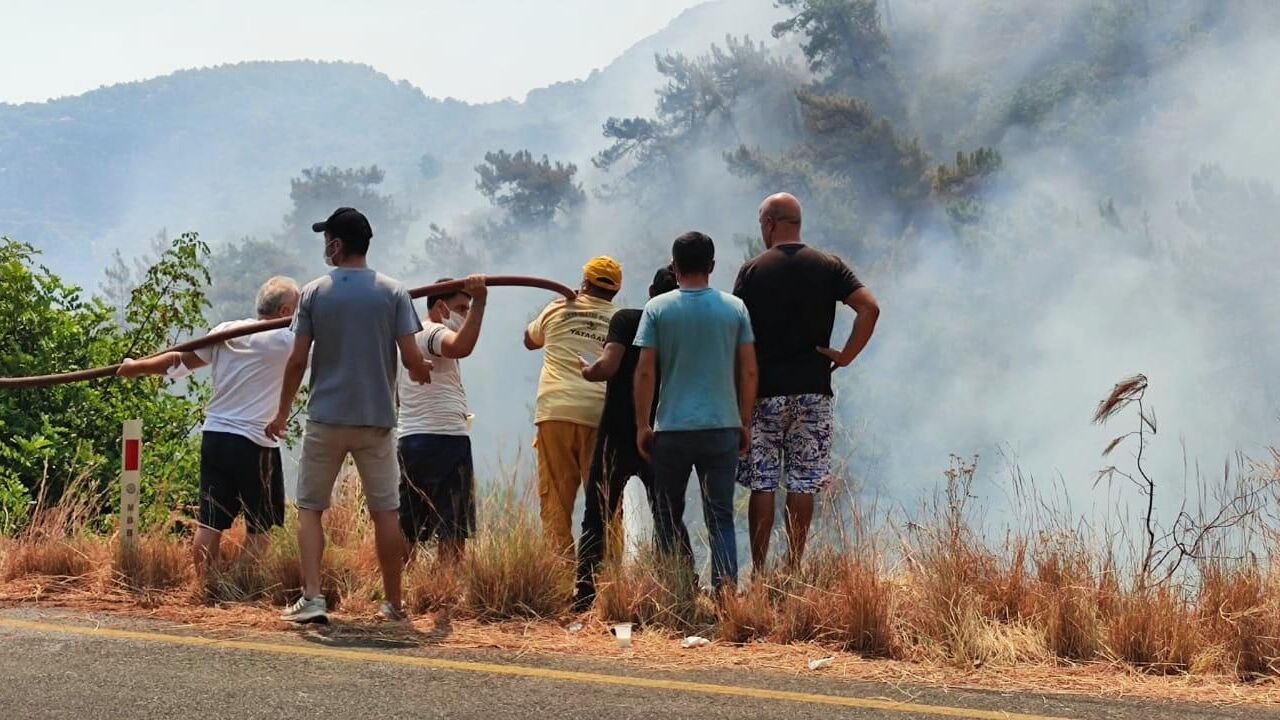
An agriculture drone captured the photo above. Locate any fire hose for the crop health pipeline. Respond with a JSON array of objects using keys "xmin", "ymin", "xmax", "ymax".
[{"xmin": 0, "ymin": 275, "xmax": 576, "ymax": 389}]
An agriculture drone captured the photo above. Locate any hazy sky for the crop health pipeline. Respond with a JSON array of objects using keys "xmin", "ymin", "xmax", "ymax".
[{"xmin": 2, "ymin": 0, "xmax": 707, "ymax": 105}]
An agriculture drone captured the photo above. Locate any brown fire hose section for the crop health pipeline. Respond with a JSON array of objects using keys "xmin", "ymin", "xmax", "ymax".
[{"xmin": 0, "ymin": 275, "xmax": 576, "ymax": 389}]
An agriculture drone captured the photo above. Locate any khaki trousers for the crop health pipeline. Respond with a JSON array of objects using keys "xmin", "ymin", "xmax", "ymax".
[{"xmin": 534, "ymin": 420, "xmax": 597, "ymax": 555}]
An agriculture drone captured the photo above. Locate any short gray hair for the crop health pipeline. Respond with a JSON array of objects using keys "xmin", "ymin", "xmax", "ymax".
[{"xmin": 255, "ymin": 276, "xmax": 300, "ymax": 317}]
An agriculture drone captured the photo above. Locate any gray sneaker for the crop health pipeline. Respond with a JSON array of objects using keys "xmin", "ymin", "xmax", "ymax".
[
  {"xmin": 378, "ymin": 601, "xmax": 408, "ymax": 621},
  {"xmin": 282, "ymin": 595, "xmax": 328, "ymax": 624}
]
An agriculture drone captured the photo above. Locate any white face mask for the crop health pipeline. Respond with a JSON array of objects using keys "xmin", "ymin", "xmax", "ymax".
[
  {"xmin": 322, "ymin": 240, "xmax": 339, "ymax": 267},
  {"xmin": 442, "ymin": 311, "xmax": 465, "ymax": 332}
]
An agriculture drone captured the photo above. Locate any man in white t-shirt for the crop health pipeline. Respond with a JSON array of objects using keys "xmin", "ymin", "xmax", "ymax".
[
  {"xmin": 397, "ymin": 274, "xmax": 487, "ymax": 563},
  {"xmin": 117, "ymin": 276, "xmax": 300, "ymax": 578}
]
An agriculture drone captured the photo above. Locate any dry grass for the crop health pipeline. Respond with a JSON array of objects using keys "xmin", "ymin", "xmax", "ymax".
[
  {"xmin": 4, "ymin": 454, "xmax": 1280, "ymax": 701},
  {"xmin": 808, "ymin": 550, "xmax": 897, "ymax": 654},
  {"xmin": 2, "ymin": 473, "xmax": 103, "ymax": 582},
  {"xmin": 1192, "ymin": 562, "xmax": 1280, "ymax": 678},
  {"xmin": 462, "ymin": 490, "xmax": 571, "ymax": 619},
  {"xmin": 113, "ymin": 531, "xmax": 190, "ymax": 596},
  {"xmin": 2, "ymin": 534, "xmax": 98, "ymax": 582},
  {"xmin": 716, "ymin": 550, "xmax": 895, "ymax": 655},
  {"xmin": 405, "ymin": 553, "xmax": 465, "ymax": 615},
  {"xmin": 1031, "ymin": 535, "xmax": 1102, "ymax": 660},
  {"xmin": 596, "ymin": 547, "xmax": 714, "ymax": 632}
]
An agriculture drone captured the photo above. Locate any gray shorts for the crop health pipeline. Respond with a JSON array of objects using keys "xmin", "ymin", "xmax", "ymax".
[{"xmin": 297, "ymin": 421, "xmax": 400, "ymax": 512}]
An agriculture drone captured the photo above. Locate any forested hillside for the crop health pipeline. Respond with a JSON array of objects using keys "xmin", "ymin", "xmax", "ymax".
[{"xmin": 0, "ymin": 0, "xmax": 783, "ymax": 281}]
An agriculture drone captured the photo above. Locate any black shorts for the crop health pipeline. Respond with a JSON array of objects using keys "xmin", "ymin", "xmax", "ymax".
[
  {"xmin": 398, "ymin": 434, "xmax": 476, "ymax": 543},
  {"xmin": 199, "ymin": 431, "xmax": 285, "ymax": 534}
]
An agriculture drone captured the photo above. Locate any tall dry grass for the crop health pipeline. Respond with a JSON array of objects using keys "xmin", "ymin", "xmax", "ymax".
[
  {"xmin": 2, "ymin": 473, "xmax": 104, "ymax": 582},
  {"xmin": 596, "ymin": 546, "xmax": 714, "ymax": 631},
  {"xmin": 715, "ymin": 549, "xmax": 895, "ymax": 655},
  {"xmin": 461, "ymin": 480, "xmax": 571, "ymax": 619},
  {"xmin": 4, "ymin": 454, "xmax": 1280, "ymax": 681}
]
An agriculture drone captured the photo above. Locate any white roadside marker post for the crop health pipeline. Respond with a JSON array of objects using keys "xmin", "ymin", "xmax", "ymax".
[{"xmin": 120, "ymin": 419, "xmax": 142, "ymax": 548}]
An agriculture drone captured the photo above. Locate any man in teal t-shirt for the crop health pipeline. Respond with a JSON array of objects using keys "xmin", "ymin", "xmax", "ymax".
[{"xmin": 633, "ymin": 231, "xmax": 758, "ymax": 592}]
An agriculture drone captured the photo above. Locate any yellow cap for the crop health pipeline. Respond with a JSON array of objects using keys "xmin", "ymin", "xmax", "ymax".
[{"xmin": 583, "ymin": 256, "xmax": 623, "ymax": 291}]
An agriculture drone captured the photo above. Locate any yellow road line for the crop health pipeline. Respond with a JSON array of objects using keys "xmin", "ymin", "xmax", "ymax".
[{"xmin": 0, "ymin": 617, "xmax": 1072, "ymax": 720}]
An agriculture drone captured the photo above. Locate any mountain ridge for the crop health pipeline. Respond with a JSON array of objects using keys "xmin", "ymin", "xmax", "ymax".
[{"xmin": 0, "ymin": 0, "xmax": 785, "ymax": 281}]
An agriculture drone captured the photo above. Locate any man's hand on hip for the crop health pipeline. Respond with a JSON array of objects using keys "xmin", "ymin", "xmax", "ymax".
[{"xmin": 817, "ymin": 346, "xmax": 856, "ymax": 370}]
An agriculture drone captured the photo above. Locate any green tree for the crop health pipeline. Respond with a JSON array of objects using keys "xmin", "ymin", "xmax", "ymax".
[
  {"xmin": 418, "ymin": 153, "xmax": 443, "ymax": 181},
  {"xmin": 282, "ymin": 165, "xmax": 413, "ymax": 252},
  {"xmin": 100, "ymin": 230, "xmax": 172, "ymax": 326},
  {"xmin": 206, "ymin": 165, "xmax": 415, "ymax": 317},
  {"xmin": 594, "ymin": 36, "xmax": 801, "ymax": 193},
  {"xmin": 726, "ymin": 89, "xmax": 932, "ymax": 248},
  {"xmin": 772, "ymin": 0, "xmax": 905, "ymax": 119},
  {"xmin": 474, "ymin": 150, "xmax": 586, "ymax": 226},
  {"xmin": 931, "ymin": 148, "xmax": 1003, "ymax": 225},
  {"xmin": 728, "ymin": 92, "xmax": 1002, "ymax": 251},
  {"xmin": 0, "ymin": 233, "xmax": 213, "ymax": 531},
  {"xmin": 411, "ymin": 223, "xmax": 482, "ymax": 279},
  {"xmin": 206, "ymin": 236, "xmax": 308, "ymax": 323}
]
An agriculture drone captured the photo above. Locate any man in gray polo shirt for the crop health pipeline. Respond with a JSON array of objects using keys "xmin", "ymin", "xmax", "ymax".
[{"xmin": 266, "ymin": 206, "xmax": 433, "ymax": 623}]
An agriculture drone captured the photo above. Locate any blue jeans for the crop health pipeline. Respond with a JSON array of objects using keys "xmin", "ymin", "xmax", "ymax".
[{"xmin": 650, "ymin": 428, "xmax": 740, "ymax": 591}]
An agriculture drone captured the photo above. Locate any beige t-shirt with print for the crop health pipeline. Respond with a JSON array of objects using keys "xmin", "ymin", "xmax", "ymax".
[{"xmin": 526, "ymin": 294, "xmax": 616, "ymax": 426}]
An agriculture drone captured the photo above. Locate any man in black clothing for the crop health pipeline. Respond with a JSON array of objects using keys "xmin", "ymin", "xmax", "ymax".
[
  {"xmin": 734, "ymin": 192, "xmax": 881, "ymax": 576},
  {"xmin": 574, "ymin": 266, "xmax": 679, "ymax": 608}
]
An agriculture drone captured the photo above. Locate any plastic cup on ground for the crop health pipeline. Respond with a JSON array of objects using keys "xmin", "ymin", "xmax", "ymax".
[{"xmin": 613, "ymin": 623, "xmax": 633, "ymax": 648}]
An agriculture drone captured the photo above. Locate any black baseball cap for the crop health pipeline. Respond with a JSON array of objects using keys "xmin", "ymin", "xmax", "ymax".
[
  {"xmin": 651, "ymin": 265, "xmax": 678, "ymax": 294},
  {"xmin": 312, "ymin": 207, "xmax": 372, "ymax": 242}
]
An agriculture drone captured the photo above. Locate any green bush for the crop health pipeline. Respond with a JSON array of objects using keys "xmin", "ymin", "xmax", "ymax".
[{"xmin": 0, "ymin": 234, "xmax": 211, "ymax": 531}]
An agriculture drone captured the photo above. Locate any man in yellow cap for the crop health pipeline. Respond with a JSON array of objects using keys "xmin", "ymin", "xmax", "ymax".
[{"xmin": 523, "ymin": 256, "xmax": 622, "ymax": 555}]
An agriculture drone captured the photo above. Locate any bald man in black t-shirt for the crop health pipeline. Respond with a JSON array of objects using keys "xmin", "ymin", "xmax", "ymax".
[{"xmin": 734, "ymin": 193, "xmax": 880, "ymax": 576}]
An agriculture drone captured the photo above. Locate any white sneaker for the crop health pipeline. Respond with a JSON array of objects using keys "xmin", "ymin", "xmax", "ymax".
[
  {"xmin": 378, "ymin": 601, "xmax": 408, "ymax": 621},
  {"xmin": 281, "ymin": 595, "xmax": 328, "ymax": 623}
]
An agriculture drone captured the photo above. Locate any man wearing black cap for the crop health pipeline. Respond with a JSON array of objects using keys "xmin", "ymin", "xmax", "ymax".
[{"xmin": 266, "ymin": 207, "xmax": 433, "ymax": 623}]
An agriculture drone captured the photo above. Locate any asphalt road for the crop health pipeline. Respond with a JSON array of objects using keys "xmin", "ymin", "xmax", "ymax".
[{"xmin": 0, "ymin": 607, "xmax": 1270, "ymax": 720}]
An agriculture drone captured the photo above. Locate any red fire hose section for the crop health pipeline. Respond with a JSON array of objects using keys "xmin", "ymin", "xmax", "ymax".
[{"xmin": 0, "ymin": 275, "xmax": 576, "ymax": 389}]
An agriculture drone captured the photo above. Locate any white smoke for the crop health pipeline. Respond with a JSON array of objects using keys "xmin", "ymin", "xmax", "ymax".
[{"xmin": 844, "ymin": 1, "xmax": 1280, "ymax": 521}]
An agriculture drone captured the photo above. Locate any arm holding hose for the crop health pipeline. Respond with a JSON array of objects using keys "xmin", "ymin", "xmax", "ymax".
[
  {"xmin": 117, "ymin": 351, "xmax": 208, "ymax": 378},
  {"xmin": 438, "ymin": 275, "xmax": 488, "ymax": 359},
  {"xmin": 1, "ymin": 275, "xmax": 576, "ymax": 390}
]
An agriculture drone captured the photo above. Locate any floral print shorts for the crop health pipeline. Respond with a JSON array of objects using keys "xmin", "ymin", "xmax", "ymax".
[{"xmin": 736, "ymin": 394, "xmax": 834, "ymax": 494}]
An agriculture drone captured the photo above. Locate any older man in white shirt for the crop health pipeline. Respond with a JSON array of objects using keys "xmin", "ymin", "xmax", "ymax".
[{"xmin": 118, "ymin": 276, "xmax": 300, "ymax": 578}]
